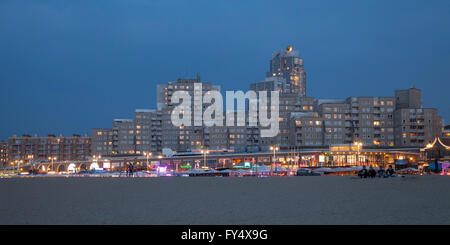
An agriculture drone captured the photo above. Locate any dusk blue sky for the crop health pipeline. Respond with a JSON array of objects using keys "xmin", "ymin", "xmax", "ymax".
[{"xmin": 1, "ymin": 0, "xmax": 449, "ymax": 140}]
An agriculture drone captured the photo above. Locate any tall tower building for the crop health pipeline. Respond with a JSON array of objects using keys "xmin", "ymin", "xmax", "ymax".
[
  {"xmin": 393, "ymin": 88, "xmax": 442, "ymax": 147},
  {"xmin": 156, "ymin": 76, "xmax": 222, "ymax": 152},
  {"xmin": 266, "ymin": 45, "xmax": 306, "ymax": 96},
  {"xmin": 395, "ymin": 87, "xmax": 422, "ymax": 109}
]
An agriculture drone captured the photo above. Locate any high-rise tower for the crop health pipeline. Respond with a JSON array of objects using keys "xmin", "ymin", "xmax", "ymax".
[{"xmin": 266, "ymin": 45, "xmax": 306, "ymax": 96}]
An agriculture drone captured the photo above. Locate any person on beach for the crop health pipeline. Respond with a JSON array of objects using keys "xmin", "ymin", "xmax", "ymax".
[
  {"xmin": 368, "ymin": 167, "xmax": 376, "ymax": 178},
  {"xmin": 386, "ymin": 165, "xmax": 394, "ymax": 177},
  {"xmin": 129, "ymin": 163, "xmax": 134, "ymax": 177},
  {"xmin": 358, "ymin": 166, "xmax": 368, "ymax": 178}
]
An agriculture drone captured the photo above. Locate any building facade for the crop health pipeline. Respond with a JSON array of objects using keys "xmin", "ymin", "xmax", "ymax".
[
  {"xmin": 312, "ymin": 96, "xmax": 395, "ymax": 147},
  {"xmin": 91, "ymin": 128, "xmax": 114, "ymax": 157},
  {"xmin": 265, "ymin": 46, "xmax": 307, "ymax": 96},
  {"xmin": 8, "ymin": 134, "xmax": 91, "ymax": 163},
  {"xmin": 0, "ymin": 142, "xmax": 8, "ymax": 168},
  {"xmin": 289, "ymin": 112, "xmax": 324, "ymax": 147},
  {"xmin": 87, "ymin": 51, "xmax": 443, "ymax": 157},
  {"xmin": 393, "ymin": 88, "xmax": 442, "ymax": 147},
  {"xmin": 157, "ymin": 76, "xmax": 221, "ymax": 152},
  {"xmin": 394, "ymin": 108, "xmax": 441, "ymax": 147}
]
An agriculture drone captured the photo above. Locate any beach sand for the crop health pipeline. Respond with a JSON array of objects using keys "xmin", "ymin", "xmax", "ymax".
[{"xmin": 0, "ymin": 175, "xmax": 449, "ymax": 224}]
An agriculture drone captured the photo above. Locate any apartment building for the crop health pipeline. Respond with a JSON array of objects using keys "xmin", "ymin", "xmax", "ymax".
[
  {"xmin": 112, "ymin": 119, "xmax": 135, "ymax": 155},
  {"xmin": 266, "ymin": 46, "xmax": 307, "ymax": 96},
  {"xmin": 91, "ymin": 128, "xmax": 113, "ymax": 156},
  {"xmin": 91, "ymin": 109, "xmax": 163, "ymax": 156},
  {"xmin": 134, "ymin": 109, "xmax": 163, "ymax": 154},
  {"xmin": 7, "ymin": 134, "xmax": 91, "ymax": 162},
  {"xmin": 289, "ymin": 112, "xmax": 324, "ymax": 147},
  {"xmin": 277, "ymin": 95, "xmax": 316, "ymax": 148},
  {"xmin": 315, "ymin": 96, "xmax": 395, "ymax": 147},
  {"xmin": 0, "ymin": 141, "xmax": 8, "ymax": 168},
  {"xmin": 204, "ymin": 125, "xmax": 247, "ymax": 152},
  {"xmin": 394, "ymin": 108, "xmax": 441, "ymax": 147},
  {"xmin": 346, "ymin": 97, "xmax": 395, "ymax": 147},
  {"xmin": 250, "ymin": 77, "xmax": 287, "ymax": 94},
  {"xmin": 317, "ymin": 99, "xmax": 350, "ymax": 146},
  {"xmin": 157, "ymin": 76, "xmax": 221, "ymax": 152},
  {"xmin": 393, "ymin": 88, "xmax": 442, "ymax": 147},
  {"xmin": 85, "ymin": 48, "xmax": 442, "ymax": 154}
]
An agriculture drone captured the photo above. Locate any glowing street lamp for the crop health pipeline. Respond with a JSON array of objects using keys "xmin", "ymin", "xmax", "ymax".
[
  {"xmin": 353, "ymin": 141, "xmax": 363, "ymax": 165},
  {"xmin": 270, "ymin": 146, "xmax": 280, "ymax": 175},
  {"xmin": 48, "ymin": 156, "xmax": 57, "ymax": 172},
  {"xmin": 92, "ymin": 154, "xmax": 101, "ymax": 160},
  {"xmin": 201, "ymin": 150, "xmax": 209, "ymax": 168},
  {"xmin": 14, "ymin": 160, "xmax": 23, "ymax": 174},
  {"xmin": 143, "ymin": 152, "xmax": 152, "ymax": 168}
]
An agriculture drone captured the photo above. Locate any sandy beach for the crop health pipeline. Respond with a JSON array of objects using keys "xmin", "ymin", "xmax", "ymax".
[{"xmin": 0, "ymin": 175, "xmax": 449, "ymax": 225}]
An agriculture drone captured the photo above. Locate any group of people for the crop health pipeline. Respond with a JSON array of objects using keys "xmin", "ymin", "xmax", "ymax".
[
  {"xmin": 125, "ymin": 163, "xmax": 134, "ymax": 177},
  {"xmin": 358, "ymin": 165, "xmax": 395, "ymax": 178}
]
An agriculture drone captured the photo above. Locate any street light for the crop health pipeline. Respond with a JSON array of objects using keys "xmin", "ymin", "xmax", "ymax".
[
  {"xmin": 92, "ymin": 155, "xmax": 101, "ymax": 171},
  {"xmin": 270, "ymin": 146, "xmax": 279, "ymax": 175},
  {"xmin": 353, "ymin": 141, "xmax": 363, "ymax": 165},
  {"xmin": 14, "ymin": 160, "xmax": 23, "ymax": 174},
  {"xmin": 27, "ymin": 155, "xmax": 35, "ymax": 174},
  {"xmin": 201, "ymin": 150, "xmax": 209, "ymax": 169},
  {"xmin": 143, "ymin": 152, "xmax": 152, "ymax": 168},
  {"xmin": 48, "ymin": 156, "xmax": 57, "ymax": 172},
  {"xmin": 92, "ymin": 154, "xmax": 101, "ymax": 159}
]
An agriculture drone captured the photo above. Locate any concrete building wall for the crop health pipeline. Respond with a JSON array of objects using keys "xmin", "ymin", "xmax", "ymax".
[
  {"xmin": 289, "ymin": 112, "xmax": 324, "ymax": 147},
  {"xmin": 395, "ymin": 88, "xmax": 422, "ymax": 109},
  {"xmin": 266, "ymin": 46, "xmax": 307, "ymax": 96},
  {"xmin": 157, "ymin": 76, "xmax": 221, "ymax": 152},
  {"xmin": 8, "ymin": 134, "xmax": 91, "ymax": 162},
  {"xmin": 0, "ymin": 142, "xmax": 8, "ymax": 168},
  {"xmin": 91, "ymin": 128, "xmax": 113, "ymax": 156},
  {"xmin": 314, "ymin": 96, "xmax": 395, "ymax": 147},
  {"xmin": 112, "ymin": 119, "xmax": 135, "ymax": 155},
  {"xmin": 394, "ymin": 108, "xmax": 442, "ymax": 147}
]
